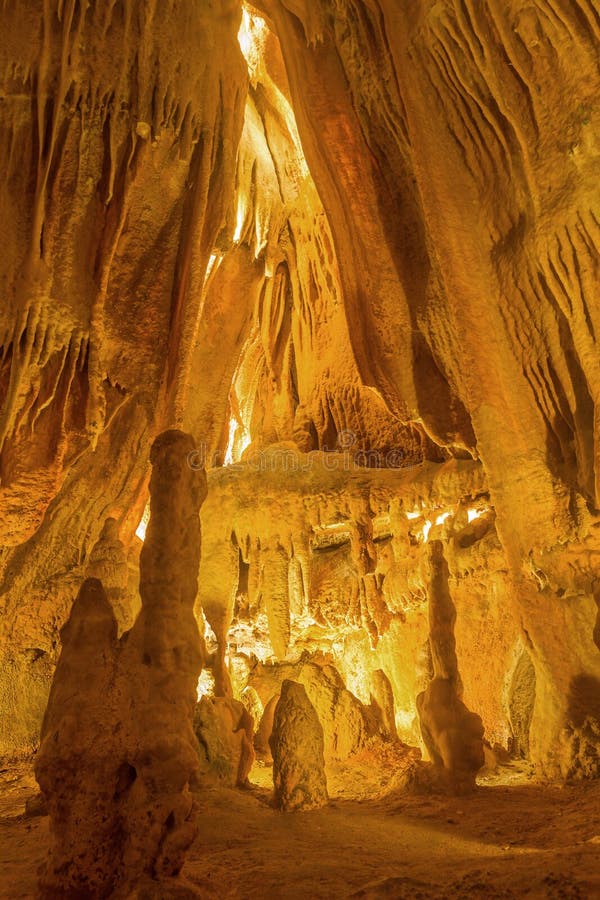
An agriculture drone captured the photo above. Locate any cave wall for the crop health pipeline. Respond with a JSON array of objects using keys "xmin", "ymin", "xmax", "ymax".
[
  {"xmin": 184, "ymin": 13, "xmax": 429, "ymax": 466},
  {"xmin": 244, "ymin": 0, "xmax": 600, "ymax": 777},
  {"xmin": 197, "ymin": 450, "xmax": 524, "ymax": 757},
  {"xmin": 0, "ymin": 0, "xmax": 247, "ymax": 756}
]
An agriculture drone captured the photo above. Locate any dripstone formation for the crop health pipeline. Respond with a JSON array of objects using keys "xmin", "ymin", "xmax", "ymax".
[
  {"xmin": 36, "ymin": 430, "xmax": 207, "ymax": 897},
  {"xmin": 0, "ymin": 1, "xmax": 598, "ymax": 895},
  {"xmin": 417, "ymin": 540, "xmax": 485, "ymax": 793},
  {"xmin": 270, "ymin": 679, "xmax": 329, "ymax": 811}
]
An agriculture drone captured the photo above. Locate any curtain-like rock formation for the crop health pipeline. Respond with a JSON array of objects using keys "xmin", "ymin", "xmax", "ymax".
[
  {"xmin": 0, "ymin": 0, "xmax": 246, "ymax": 758},
  {"xmin": 0, "ymin": 0, "xmax": 599, "ymax": 800},
  {"xmin": 197, "ymin": 450, "xmax": 509, "ymax": 757},
  {"xmin": 241, "ymin": 0, "xmax": 600, "ymax": 779},
  {"xmin": 35, "ymin": 430, "xmax": 206, "ymax": 897}
]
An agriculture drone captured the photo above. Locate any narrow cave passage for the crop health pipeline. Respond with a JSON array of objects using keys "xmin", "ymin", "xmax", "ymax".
[{"xmin": 0, "ymin": 2, "xmax": 600, "ymax": 899}]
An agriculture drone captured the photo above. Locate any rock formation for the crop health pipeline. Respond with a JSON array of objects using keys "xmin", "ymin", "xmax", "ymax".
[
  {"xmin": 234, "ymin": 0, "xmax": 600, "ymax": 780},
  {"xmin": 416, "ymin": 540, "xmax": 485, "ymax": 792},
  {"xmin": 249, "ymin": 654, "xmax": 374, "ymax": 765},
  {"xmin": 194, "ymin": 696, "xmax": 255, "ymax": 787},
  {"xmin": 0, "ymin": 0, "xmax": 247, "ymax": 760},
  {"xmin": 270, "ymin": 679, "xmax": 328, "ymax": 811},
  {"xmin": 370, "ymin": 669, "xmax": 398, "ymax": 741},
  {"xmin": 35, "ymin": 430, "xmax": 206, "ymax": 897},
  {"xmin": 0, "ymin": 0, "xmax": 598, "ymax": 868},
  {"xmin": 86, "ymin": 517, "xmax": 136, "ymax": 632},
  {"xmin": 254, "ymin": 694, "xmax": 279, "ymax": 763}
]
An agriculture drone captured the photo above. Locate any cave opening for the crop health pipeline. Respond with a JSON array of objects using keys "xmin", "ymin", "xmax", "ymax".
[{"xmin": 1, "ymin": 1, "xmax": 600, "ymax": 898}]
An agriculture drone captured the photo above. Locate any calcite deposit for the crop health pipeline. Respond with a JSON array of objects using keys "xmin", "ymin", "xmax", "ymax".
[
  {"xmin": 270, "ymin": 679, "xmax": 329, "ymax": 811},
  {"xmin": 194, "ymin": 695, "xmax": 255, "ymax": 787},
  {"xmin": 415, "ymin": 539, "xmax": 485, "ymax": 793},
  {"xmin": 35, "ymin": 430, "xmax": 206, "ymax": 897},
  {"xmin": 0, "ymin": 0, "xmax": 599, "ymax": 895}
]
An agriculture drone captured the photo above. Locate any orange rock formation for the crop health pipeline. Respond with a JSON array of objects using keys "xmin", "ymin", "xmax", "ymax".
[{"xmin": 1, "ymin": 1, "xmax": 599, "ymax": 896}]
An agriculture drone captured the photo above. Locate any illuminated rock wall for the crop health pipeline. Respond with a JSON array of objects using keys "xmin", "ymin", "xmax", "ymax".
[
  {"xmin": 0, "ymin": 0, "xmax": 246, "ymax": 756},
  {"xmin": 0, "ymin": 1, "xmax": 599, "ymax": 780},
  {"xmin": 197, "ymin": 450, "xmax": 515, "ymax": 759},
  {"xmin": 239, "ymin": 0, "xmax": 600, "ymax": 778}
]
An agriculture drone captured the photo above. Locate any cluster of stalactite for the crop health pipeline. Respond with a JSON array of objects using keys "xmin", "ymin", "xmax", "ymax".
[
  {"xmin": 36, "ymin": 432, "xmax": 483, "ymax": 897},
  {"xmin": 196, "ymin": 442, "xmax": 599, "ymax": 779},
  {"xmin": 245, "ymin": 0, "xmax": 600, "ymax": 778},
  {"xmin": 0, "ymin": 0, "xmax": 248, "ymax": 755},
  {"xmin": 197, "ymin": 453, "xmax": 498, "ymax": 754}
]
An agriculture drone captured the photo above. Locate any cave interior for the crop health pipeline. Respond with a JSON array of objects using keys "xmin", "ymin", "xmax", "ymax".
[{"xmin": 1, "ymin": 1, "xmax": 600, "ymax": 898}]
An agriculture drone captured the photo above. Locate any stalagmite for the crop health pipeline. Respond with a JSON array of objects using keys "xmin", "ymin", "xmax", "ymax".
[
  {"xmin": 270, "ymin": 679, "xmax": 328, "ymax": 811},
  {"xmin": 1, "ymin": 0, "xmax": 600, "ymax": 895},
  {"xmin": 416, "ymin": 540, "xmax": 485, "ymax": 793},
  {"xmin": 262, "ymin": 543, "xmax": 292, "ymax": 659},
  {"xmin": 35, "ymin": 430, "xmax": 207, "ymax": 897},
  {"xmin": 370, "ymin": 669, "xmax": 397, "ymax": 740},
  {"xmin": 250, "ymin": 655, "xmax": 372, "ymax": 764}
]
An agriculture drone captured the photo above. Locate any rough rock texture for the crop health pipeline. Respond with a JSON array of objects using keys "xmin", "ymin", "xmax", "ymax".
[
  {"xmin": 0, "ymin": 0, "xmax": 599, "ymax": 788},
  {"xmin": 416, "ymin": 540, "xmax": 484, "ymax": 792},
  {"xmin": 198, "ymin": 451, "xmax": 509, "ymax": 760},
  {"xmin": 86, "ymin": 517, "xmax": 137, "ymax": 633},
  {"xmin": 416, "ymin": 679, "xmax": 486, "ymax": 793},
  {"xmin": 0, "ymin": 0, "xmax": 246, "ymax": 758},
  {"xmin": 254, "ymin": 694, "xmax": 279, "ymax": 763},
  {"xmin": 240, "ymin": 685, "xmax": 264, "ymax": 730},
  {"xmin": 35, "ymin": 430, "xmax": 206, "ymax": 897},
  {"xmin": 370, "ymin": 669, "xmax": 398, "ymax": 740},
  {"xmin": 270, "ymin": 679, "xmax": 328, "ymax": 811},
  {"xmin": 194, "ymin": 696, "xmax": 254, "ymax": 787},
  {"xmin": 244, "ymin": 0, "xmax": 600, "ymax": 779},
  {"xmin": 250, "ymin": 654, "xmax": 375, "ymax": 764}
]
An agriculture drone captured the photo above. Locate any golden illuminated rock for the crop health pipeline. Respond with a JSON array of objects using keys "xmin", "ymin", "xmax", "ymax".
[
  {"xmin": 370, "ymin": 669, "xmax": 398, "ymax": 741},
  {"xmin": 0, "ymin": 0, "xmax": 246, "ymax": 757},
  {"xmin": 270, "ymin": 679, "xmax": 328, "ymax": 811},
  {"xmin": 86, "ymin": 517, "xmax": 136, "ymax": 633},
  {"xmin": 194, "ymin": 695, "xmax": 255, "ymax": 788},
  {"xmin": 0, "ymin": 2, "xmax": 598, "ymax": 887},
  {"xmin": 415, "ymin": 540, "xmax": 485, "ymax": 793},
  {"xmin": 35, "ymin": 430, "xmax": 206, "ymax": 897}
]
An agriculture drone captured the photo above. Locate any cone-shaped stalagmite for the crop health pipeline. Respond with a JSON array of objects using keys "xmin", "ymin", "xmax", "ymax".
[
  {"xmin": 270, "ymin": 679, "xmax": 328, "ymax": 811},
  {"xmin": 35, "ymin": 430, "xmax": 207, "ymax": 897},
  {"xmin": 416, "ymin": 540, "xmax": 485, "ymax": 793}
]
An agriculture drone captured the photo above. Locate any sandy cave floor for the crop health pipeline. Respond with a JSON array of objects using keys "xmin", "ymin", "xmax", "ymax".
[{"xmin": 1, "ymin": 760, "xmax": 599, "ymax": 899}]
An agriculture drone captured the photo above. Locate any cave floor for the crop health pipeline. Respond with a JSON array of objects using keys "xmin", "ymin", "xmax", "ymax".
[{"xmin": 1, "ymin": 762, "xmax": 599, "ymax": 899}]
